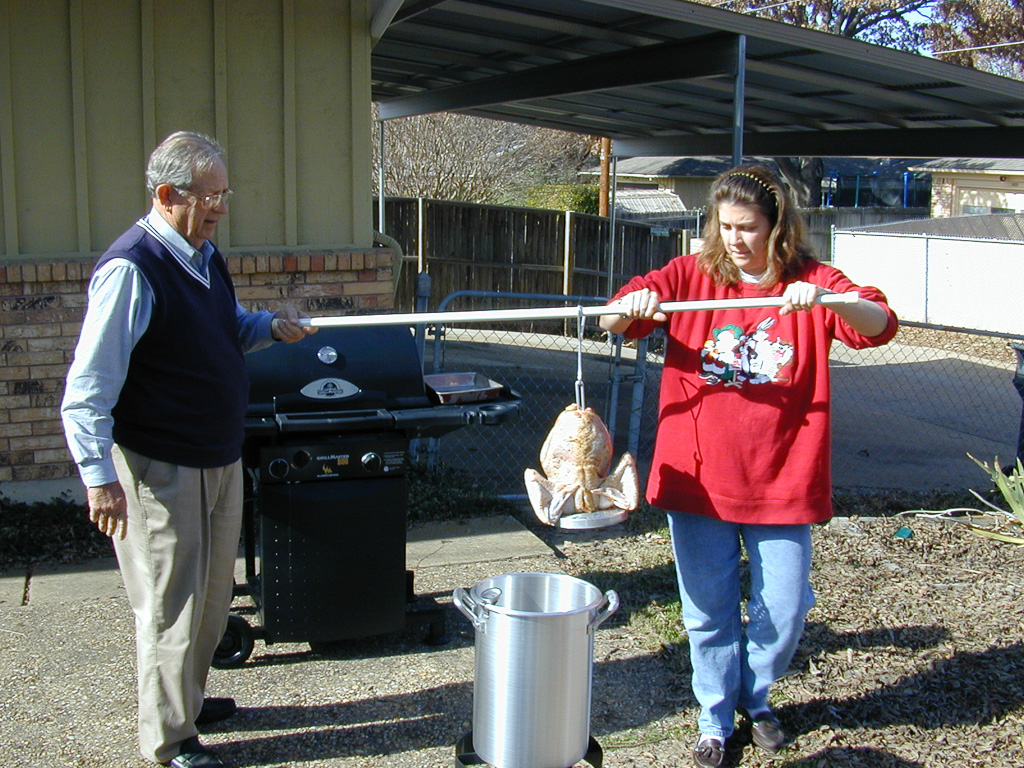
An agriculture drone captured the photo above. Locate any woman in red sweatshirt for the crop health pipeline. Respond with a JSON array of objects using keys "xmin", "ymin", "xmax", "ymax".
[{"xmin": 601, "ymin": 163, "xmax": 898, "ymax": 768}]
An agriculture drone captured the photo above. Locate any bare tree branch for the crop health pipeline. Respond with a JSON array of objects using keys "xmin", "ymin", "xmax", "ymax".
[{"xmin": 372, "ymin": 108, "xmax": 598, "ymax": 205}]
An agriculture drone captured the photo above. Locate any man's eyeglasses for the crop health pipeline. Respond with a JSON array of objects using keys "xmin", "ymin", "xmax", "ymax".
[{"xmin": 175, "ymin": 188, "xmax": 234, "ymax": 208}]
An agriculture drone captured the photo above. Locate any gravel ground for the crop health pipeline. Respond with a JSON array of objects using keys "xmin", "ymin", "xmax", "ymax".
[
  {"xmin": 546, "ymin": 510, "xmax": 1024, "ymax": 768},
  {"xmin": 3, "ymin": 510, "xmax": 1023, "ymax": 768}
]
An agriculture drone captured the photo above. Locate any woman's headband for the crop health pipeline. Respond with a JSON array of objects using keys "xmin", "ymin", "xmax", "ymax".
[{"xmin": 728, "ymin": 171, "xmax": 775, "ymax": 196}]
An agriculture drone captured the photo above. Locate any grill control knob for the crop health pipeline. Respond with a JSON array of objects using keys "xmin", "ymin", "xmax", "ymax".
[
  {"xmin": 361, "ymin": 452, "xmax": 383, "ymax": 473},
  {"xmin": 293, "ymin": 450, "xmax": 311, "ymax": 468},
  {"xmin": 267, "ymin": 458, "xmax": 290, "ymax": 480}
]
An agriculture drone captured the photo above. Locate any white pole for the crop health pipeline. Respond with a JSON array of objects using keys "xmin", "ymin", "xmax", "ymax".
[
  {"xmin": 562, "ymin": 210, "xmax": 572, "ymax": 296},
  {"xmin": 377, "ymin": 120, "xmax": 386, "ymax": 236},
  {"xmin": 417, "ymin": 197, "xmax": 425, "ymax": 273},
  {"xmin": 299, "ymin": 292, "xmax": 859, "ymax": 328}
]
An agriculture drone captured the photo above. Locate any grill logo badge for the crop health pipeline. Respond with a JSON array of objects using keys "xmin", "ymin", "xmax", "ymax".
[{"xmin": 300, "ymin": 377, "xmax": 360, "ymax": 400}]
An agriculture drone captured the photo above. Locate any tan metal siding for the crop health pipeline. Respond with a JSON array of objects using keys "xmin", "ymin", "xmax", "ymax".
[
  {"xmin": 224, "ymin": 0, "xmax": 287, "ymax": 246},
  {"xmin": 7, "ymin": 1, "xmax": 79, "ymax": 255},
  {"xmin": 294, "ymin": 0, "xmax": 368, "ymax": 247},
  {"xmin": 0, "ymin": 0, "xmax": 372, "ymax": 259},
  {"xmin": 0, "ymin": 4, "xmax": 15, "ymax": 255},
  {"xmin": 81, "ymin": 0, "xmax": 149, "ymax": 250}
]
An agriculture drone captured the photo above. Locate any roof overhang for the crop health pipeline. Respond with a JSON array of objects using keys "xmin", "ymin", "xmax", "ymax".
[{"xmin": 372, "ymin": 0, "xmax": 1024, "ymax": 159}]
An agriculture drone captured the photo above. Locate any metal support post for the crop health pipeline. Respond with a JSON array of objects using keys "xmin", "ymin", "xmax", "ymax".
[
  {"xmin": 414, "ymin": 271, "xmax": 431, "ymax": 370},
  {"xmin": 732, "ymin": 34, "xmax": 746, "ymax": 167},
  {"xmin": 627, "ymin": 336, "xmax": 650, "ymax": 461},
  {"xmin": 607, "ymin": 155, "xmax": 618, "ymax": 297}
]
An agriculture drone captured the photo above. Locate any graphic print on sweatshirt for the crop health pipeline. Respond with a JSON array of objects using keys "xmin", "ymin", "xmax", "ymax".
[{"xmin": 698, "ymin": 317, "xmax": 794, "ymax": 387}]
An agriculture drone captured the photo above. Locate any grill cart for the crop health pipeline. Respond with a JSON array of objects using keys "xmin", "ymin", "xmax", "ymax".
[{"xmin": 213, "ymin": 325, "xmax": 520, "ymax": 667}]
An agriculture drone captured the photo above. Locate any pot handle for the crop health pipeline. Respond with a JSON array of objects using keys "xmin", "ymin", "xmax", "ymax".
[
  {"xmin": 453, "ymin": 587, "xmax": 487, "ymax": 631},
  {"xmin": 589, "ymin": 589, "xmax": 620, "ymax": 633}
]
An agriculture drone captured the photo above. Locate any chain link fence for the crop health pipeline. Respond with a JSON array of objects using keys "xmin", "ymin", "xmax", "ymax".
[{"xmin": 414, "ymin": 293, "xmax": 1024, "ymax": 499}]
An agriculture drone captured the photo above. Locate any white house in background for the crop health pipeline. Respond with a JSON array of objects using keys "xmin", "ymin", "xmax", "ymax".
[
  {"xmin": 911, "ymin": 159, "xmax": 1024, "ymax": 218},
  {"xmin": 833, "ymin": 213, "xmax": 1024, "ymax": 336},
  {"xmin": 588, "ymin": 157, "xmax": 733, "ymax": 209},
  {"xmin": 614, "ymin": 188, "xmax": 687, "ymax": 220}
]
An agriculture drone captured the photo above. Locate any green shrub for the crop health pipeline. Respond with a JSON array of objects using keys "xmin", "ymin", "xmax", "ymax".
[
  {"xmin": 523, "ymin": 184, "xmax": 600, "ymax": 214},
  {"xmin": 0, "ymin": 467, "xmax": 519, "ymax": 572}
]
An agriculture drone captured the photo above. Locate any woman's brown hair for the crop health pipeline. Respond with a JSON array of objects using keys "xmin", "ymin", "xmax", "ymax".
[{"xmin": 698, "ymin": 163, "xmax": 815, "ymax": 288}]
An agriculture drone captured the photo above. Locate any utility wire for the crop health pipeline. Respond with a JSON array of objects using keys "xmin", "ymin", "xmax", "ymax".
[{"xmin": 934, "ymin": 40, "xmax": 1024, "ymax": 55}]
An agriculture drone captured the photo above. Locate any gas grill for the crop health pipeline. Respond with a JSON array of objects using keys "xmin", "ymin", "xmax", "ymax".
[{"xmin": 213, "ymin": 324, "xmax": 520, "ymax": 667}]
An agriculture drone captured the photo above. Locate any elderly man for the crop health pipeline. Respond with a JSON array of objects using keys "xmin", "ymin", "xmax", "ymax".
[{"xmin": 62, "ymin": 131, "xmax": 314, "ymax": 767}]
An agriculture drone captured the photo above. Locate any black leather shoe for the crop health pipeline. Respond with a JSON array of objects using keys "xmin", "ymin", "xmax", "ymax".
[
  {"xmin": 692, "ymin": 736, "xmax": 725, "ymax": 768},
  {"xmin": 196, "ymin": 697, "xmax": 236, "ymax": 726},
  {"xmin": 748, "ymin": 711, "xmax": 787, "ymax": 752},
  {"xmin": 167, "ymin": 737, "xmax": 227, "ymax": 768}
]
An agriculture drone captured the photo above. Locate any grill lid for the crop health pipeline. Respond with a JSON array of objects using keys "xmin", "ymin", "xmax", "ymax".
[{"xmin": 246, "ymin": 325, "xmax": 431, "ymax": 417}]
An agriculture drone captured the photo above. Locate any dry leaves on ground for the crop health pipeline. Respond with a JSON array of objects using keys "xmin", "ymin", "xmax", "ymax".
[{"xmin": 540, "ymin": 512, "xmax": 1024, "ymax": 768}]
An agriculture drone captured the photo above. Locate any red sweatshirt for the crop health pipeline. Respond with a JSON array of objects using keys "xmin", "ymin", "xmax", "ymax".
[{"xmin": 614, "ymin": 254, "xmax": 898, "ymax": 524}]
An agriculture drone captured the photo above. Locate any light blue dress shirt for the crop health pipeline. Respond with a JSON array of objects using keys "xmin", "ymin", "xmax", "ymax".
[{"xmin": 61, "ymin": 208, "xmax": 276, "ymax": 487}]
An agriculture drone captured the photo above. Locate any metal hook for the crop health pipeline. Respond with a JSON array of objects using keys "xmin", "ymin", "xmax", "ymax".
[{"xmin": 575, "ymin": 305, "xmax": 586, "ymax": 410}]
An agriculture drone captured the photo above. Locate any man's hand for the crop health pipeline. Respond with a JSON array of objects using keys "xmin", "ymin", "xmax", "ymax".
[
  {"xmin": 271, "ymin": 306, "xmax": 318, "ymax": 343},
  {"xmin": 87, "ymin": 482, "xmax": 128, "ymax": 540}
]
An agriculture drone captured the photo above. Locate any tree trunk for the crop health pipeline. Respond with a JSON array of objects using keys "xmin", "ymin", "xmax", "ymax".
[{"xmin": 774, "ymin": 157, "xmax": 824, "ymax": 207}]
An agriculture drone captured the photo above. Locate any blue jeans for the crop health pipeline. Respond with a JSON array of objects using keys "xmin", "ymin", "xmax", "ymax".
[{"xmin": 668, "ymin": 511, "xmax": 815, "ymax": 740}]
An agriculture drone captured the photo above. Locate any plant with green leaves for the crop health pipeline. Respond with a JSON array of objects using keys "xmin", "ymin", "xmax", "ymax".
[
  {"xmin": 963, "ymin": 455, "xmax": 1024, "ymax": 545},
  {"xmin": 902, "ymin": 455, "xmax": 1024, "ymax": 545}
]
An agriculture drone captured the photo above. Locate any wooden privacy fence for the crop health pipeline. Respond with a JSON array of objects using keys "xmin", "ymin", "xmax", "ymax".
[
  {"xmin": 373, "ymin": 197, "xmax": 689, "ymax": 312},
  {"xmin": 372, "ymin": 198, "xmax": 927, "ymax": 313}
]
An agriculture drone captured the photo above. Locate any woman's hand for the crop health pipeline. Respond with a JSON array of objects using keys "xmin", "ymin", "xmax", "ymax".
[
  {"xmin": 779, "ymin": 281, "xmax": 828, "ymax": 316},
  {"xmin": 620, "ymin": 288, "xmax": 668, "ymax": 321},
  {"xmin": 600, "ymin": 288, "xmax": 667, "ymax": 334},
  {"xmin": 780, "ymin": 280, "xmax": 891, "ymax": 337}
]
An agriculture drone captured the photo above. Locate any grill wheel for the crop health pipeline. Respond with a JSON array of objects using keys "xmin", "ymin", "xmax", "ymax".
[{"xmin": 212, "ymin": 613, "xmax": 255, "ymax": 668}]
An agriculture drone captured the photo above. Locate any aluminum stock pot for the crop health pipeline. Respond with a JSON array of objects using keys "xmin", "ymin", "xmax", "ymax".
[{"xmin": 453, "ymin": 572, "xmax": 619, "ymax": 768}]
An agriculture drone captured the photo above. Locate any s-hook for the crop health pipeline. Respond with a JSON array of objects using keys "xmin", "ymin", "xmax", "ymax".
[{"xmin": 575, "ymin": 305, "xmax": 586, "ymax": 411}]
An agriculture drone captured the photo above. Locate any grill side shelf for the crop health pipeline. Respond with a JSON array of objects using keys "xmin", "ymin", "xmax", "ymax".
[
  {"xmin": 274, "ymin": 409, "xmax": 395, "ymax": 433},
  {"xmin": 392, "ymin": 400, "xmax": 521, "ymax": 437}
]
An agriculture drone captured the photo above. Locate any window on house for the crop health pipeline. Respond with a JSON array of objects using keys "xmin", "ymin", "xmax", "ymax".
[{"xmin": 961, "ymin": 205, "xmax": 1013, "ymax": 215}]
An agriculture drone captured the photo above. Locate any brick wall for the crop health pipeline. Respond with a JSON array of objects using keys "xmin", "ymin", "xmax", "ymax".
[{"xmin": 0, "ymin": 247, "xmax": 396, "ymax": 489}]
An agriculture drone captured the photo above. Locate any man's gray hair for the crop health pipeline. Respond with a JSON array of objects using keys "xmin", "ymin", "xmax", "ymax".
[{"xmin": 145, "ymin": 131, "xmax": 226, "ymax": 197}]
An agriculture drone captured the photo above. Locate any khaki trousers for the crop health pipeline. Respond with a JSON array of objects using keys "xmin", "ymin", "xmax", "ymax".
[{"xmin": 112, "ymin": 445, "xmax": 243, "ymax": 764}]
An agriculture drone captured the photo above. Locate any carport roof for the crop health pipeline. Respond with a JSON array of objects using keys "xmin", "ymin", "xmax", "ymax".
[{"xmin": 372, "ymin": 0, "xmax": 1024, "ymax": 159}]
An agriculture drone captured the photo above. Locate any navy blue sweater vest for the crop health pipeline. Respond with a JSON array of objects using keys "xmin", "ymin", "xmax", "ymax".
[{"xmin": 98, "ymin": 225, "xmax": 248, "ymax": 468}]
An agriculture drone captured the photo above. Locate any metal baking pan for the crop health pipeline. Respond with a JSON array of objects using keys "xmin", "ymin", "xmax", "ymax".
[{"xmin": 424, "ymin": 372, "xmax": 504, "ymax": 404}]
